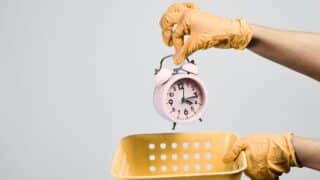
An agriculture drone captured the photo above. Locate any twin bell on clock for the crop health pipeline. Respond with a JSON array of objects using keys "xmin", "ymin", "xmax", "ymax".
[{"xmin": 153, "ymin": 55, "xmax": 208, "ymax": 130}]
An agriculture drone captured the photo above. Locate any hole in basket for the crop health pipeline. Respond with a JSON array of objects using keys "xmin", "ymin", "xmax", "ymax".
[
  {"xmin": 195, "ymin": 164, "xmax": 201, "ymax": 171},
  {"xmin": 149, "ymin": 144, "xmax": 155, "ymax": 150},
  {"xmin": 149, "ymin": 154, "xmax": 156, "ymax": 161},
  {"xmin": 194, "ymin": 141, "xmax": 200, "ymax": 148},
  {"xmin": 160, "ymin": 143, "xmax": 166, "ymax": 149},
  {"xmin": 171, "ymin": 142, "xmax": 178, "ymax": 149},
  {"xmin": 160, "ymin": 154, "xmax": 167, "ymax": 161},
  {"xmin": 172, "ymin": 165, "xmax": 179, "ymax": 171},
  {"xmin": 184, "ymin": 165, "xmax": 190, "ymax": 172},
  {"xmin": 149, "ymin": 166, "xmax": 156, "ymax": 172},
  {"xmin": 172, "ymin": 153, "xmax": 178, "ymax": 160},
  {"xmin": 205, "ymin": 141, "xmax": 212, "ymax": 148},
  {"xmin": 205, "ymin": 152, "xmax": 212, "ymax": 159},
  {"xmin": 183, "ymin": 153, "xmax": 189, "ymax": 160},
  {"xmin": 206, "ymin": 163, "xmax": 213, "ymax": 171},
  {"xmin": 182, "ymin": 142, "xmax": 189, "ymax": 149},
  {"xmin": 161, "ymin": 165, "xmax": 167, "ymax": 172},
  {"xmin": 194, "ymin": 153, "xmax": 200, "ymax": 159}
]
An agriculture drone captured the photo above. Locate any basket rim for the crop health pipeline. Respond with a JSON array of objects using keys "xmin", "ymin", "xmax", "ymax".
[{"xmin": 119, "ymin": 131, "xmax": 239, "ymax": 141}]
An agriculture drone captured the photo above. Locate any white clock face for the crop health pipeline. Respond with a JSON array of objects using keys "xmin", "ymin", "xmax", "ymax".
[{"xmin": 166, "ymin": 78, "xmax": 203, "ymax": 121}]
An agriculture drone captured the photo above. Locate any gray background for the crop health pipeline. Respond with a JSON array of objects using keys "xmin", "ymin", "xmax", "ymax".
[{"xmin": 0, "ymin": 0, "xmax": 319, "ymax": 179}]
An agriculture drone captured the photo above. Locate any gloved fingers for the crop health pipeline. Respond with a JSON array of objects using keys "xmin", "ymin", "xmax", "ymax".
[
  {"xmin": 245, "ymin": 161, "xmax": 277, "ymax": 180},
  {"xmin": 250, "ymin": 178, "xmax": 279, "ymax": 180},
  {"xmin": 249, "ymin": 176, "xmax": 279, "ymax": 180},
  {"xmin": 173, "ymin": 37, "xmax": 196, "ymax": 65},
  {"xmin": 160, "ymin": 2, "xmax": 198, "ymax": 46},
  {"xmin": 223, "ymin": 139, "xmax": 248, "ymax": 163},
  {"xmin": 172, "ymin": 22, "xmax": 188, "ymax": 55},
  {"xmin": 174, "ymin": 36, "xmax": 206, "ymax": 65},
  {"xmin": 161, "ymin": 28, "xmax": 173, "ymax": 46}
]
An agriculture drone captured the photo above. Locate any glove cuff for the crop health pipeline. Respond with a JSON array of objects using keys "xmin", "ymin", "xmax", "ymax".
[
  {"xmin": 285, "ymin": 133, "xmax": 302, "ymax": 167},
  {"xmin": 267, "ymin": 133, "xmax": 300, "ymax": 177},
  {"xmin": 231, "ymin": 18, "xmax": 253, "ymax": 50}
]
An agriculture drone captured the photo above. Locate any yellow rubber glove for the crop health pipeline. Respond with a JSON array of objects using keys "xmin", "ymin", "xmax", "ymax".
[
  {"xmin": 223, "ymin": 133, "xmax": 300, "ymax": 180},
  {"xmin": 160, "ymin": 2, "xmax": 253, "ymax": 64}
]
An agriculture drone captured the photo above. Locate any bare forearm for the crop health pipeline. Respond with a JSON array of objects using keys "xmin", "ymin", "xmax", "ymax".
[
  {"xmin": 292, "ymin": 136, "xmax": 320, "ymax": 170},
  {"xmin": 248, "ymin": 25, "xmax": 320, "ymax": 81}
]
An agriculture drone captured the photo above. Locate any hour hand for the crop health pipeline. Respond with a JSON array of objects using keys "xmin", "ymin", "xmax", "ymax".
[
  {"xmin": 186, "ymin": 95, "xmax": 198, "ymax": 100},
  {"xmin": 185, "ymin": 99, "xmax": 193, "ymax": 105},
  {"xmin": 182, "ymin": 98, "xmax": 193, "ymax": 105}
]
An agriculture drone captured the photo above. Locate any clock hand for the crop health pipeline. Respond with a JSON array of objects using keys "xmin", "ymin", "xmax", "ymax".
[
  {"xmin": 181, "ymin": 87, "xmax": 185, "ymax": 104},
  {"xmin": 180, "ymin": 86, "xmax": 193, "ymax": 105},
  {"xmin": 184, "ymin": 99, "xmax": 193, "ymax": 105},
  {"xmin": 183, "ymin": 87, "xmax": 185, "ymax": 99},
  {"xmin": 186, "ymin": 95, "xmax": 198, "ymax": 100}
]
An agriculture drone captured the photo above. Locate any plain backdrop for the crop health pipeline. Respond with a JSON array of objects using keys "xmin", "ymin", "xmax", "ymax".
[{"xmin": 0, "ymin": 0, "xmax": 320, "ymax": 179}]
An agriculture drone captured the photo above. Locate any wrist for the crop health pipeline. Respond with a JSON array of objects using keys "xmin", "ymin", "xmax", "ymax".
[{"xmin": 247, "ymin": 24, "xmax": 272, "ymax": 49}]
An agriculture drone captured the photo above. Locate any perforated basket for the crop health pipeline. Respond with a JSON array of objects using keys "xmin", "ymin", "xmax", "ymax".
[{"xmin": 111, "ymin": 131, "xmax": 247, "ymax": 180}]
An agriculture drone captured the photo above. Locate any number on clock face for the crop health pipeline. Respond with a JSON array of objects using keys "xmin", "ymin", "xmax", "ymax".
[{"xmin": 166, "ymin": 78, "xmax": 203, "ymax": 121}]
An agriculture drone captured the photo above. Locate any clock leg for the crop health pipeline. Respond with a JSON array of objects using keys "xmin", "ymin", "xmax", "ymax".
[
  {"xmin": 172, "ymin": 122, "xmax": 177, "ymax": 130},
  {"xmin": 199, "ymin": 118, "xmax": 203, "ymax": 122}
]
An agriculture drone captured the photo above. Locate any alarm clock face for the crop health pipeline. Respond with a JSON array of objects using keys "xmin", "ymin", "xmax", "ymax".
[{"xmin": 166, "ymin": 78, "xmax": 204, "ymax": 121}]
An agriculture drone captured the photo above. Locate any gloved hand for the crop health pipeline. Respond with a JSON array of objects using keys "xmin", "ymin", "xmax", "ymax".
[
  {"xmin": 160, "ymin": 2, "xmax": 253, "ymax": 64},
  {"xmin": 223, "ymin": 133, "xmax": 300, "ymax": 180}
]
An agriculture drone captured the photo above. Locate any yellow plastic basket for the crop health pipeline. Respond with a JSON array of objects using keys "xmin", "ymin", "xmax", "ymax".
[{"xmin": 111, "ymin": 131, "xmax": 247, "ymax": 180}]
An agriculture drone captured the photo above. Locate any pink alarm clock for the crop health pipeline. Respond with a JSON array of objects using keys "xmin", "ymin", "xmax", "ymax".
[{"xmin": 153, "ymin": 55, "xmax": 208, "ymax": 130}]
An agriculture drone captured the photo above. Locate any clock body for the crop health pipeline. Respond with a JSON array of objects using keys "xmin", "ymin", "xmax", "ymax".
[{"xmin": 153, "ymin": 73, "xmax": 207, "ymax": 123}]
